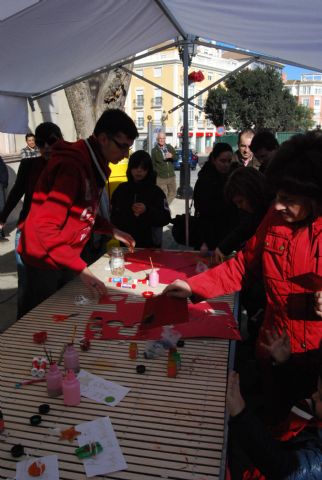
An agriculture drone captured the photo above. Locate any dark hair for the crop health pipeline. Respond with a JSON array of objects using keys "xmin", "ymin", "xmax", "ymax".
[
  {"xmin": 126, "ymin": 150, "xmax": 156, "ymax": 183},
  {"xmin": 238, "ymin": 128, "xmax": 255, "ymax": 144},
  {"xmin": 35, "ymin": 122, "xmax": 63, "ymax": 148},
  {"xmin": 250, "ymin": 129, "xmax": 279, "ymax": 154},
  {"xmin": 225, "ymin": 167, "xmax": 268, "ymax": 209},
  {"xmin": 211, "ymin": 142, "xmax": 233, "ymax": 160},
  {"xmin": 25, "ymin": 133, "xmax": 35, "ymax": 141},
  {"xmin": 266, "ymin": 132, "xmax": 322, "ymax": 207},
  {"xmin": 94, "ymin": 108, "xmax": 138, "ymax": 139}
]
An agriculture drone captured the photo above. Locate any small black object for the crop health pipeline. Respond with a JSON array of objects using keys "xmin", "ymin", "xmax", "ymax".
[
  {"xmin": 38, "ymin": 403, "xmax": 50, "ymax": 414},
  {"xmin": 136, "ymin": 364, "xmax": 146, "ymax": 374},
  {"xmin": 30, "ymin": 414, "xmax": 42, "ymax": 426},
  {"xmin": 11, "ymin": 444, "xmax": 24, "ymax": 458},
  {"xmin": 177, "ymin": 339, "xmax": 185, "ymax": 347}
]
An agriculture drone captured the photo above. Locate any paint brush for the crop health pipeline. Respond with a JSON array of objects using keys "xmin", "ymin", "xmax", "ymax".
[
  {"xmin": 149, "ymin": 256, "xmax": 154, "ymax": 271},
  {"xmin": 15, "ymin": 378, "xmax": 46, "ymax": 388}
]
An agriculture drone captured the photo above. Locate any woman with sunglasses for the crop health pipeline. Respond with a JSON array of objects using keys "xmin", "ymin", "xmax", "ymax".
[{"xmin": 0, "ymin": 122, "xmax": 63, "ymax": 318}]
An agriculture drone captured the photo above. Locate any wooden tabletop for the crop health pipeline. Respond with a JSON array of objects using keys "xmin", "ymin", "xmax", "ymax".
[{"xmin": 0, "ymin": 254, "xmax": 235, "ymax": 479}]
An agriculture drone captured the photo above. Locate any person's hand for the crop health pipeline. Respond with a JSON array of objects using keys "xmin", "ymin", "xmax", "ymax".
[
  {"xmin": 112, "ymin": 227, "xmax": 136, "ymax": 253},
  {"xmin": 79, "ymin": 267, "xmax": 108, "ymax": 297},
  {"xmin": 260, "ymin": 329, "xmax": 291, "ymax": 364},
  {"xmin": 314, "ymin": 291, "xmax": 322, "ymax": 318},
  {"xmin": 0, "ymin": 222, "xmax": 5, "ymax": 230},
  {"xmin": 226, "ymin": 370, "xmax": 245, "ymax": 417},
  {"xmin": 200, "ymin": 242, "xmax": 209, "ymax": 257},
  {"xmin": 132, "ymin": 202, "xmax": 146, "ymax": 217},
  {"xmin": 163, "ymin": 279, "xmax": 192, "ymax": 298},
  {"xmin": 213, "ymin": 247, "xmax": 224, "ymax": 265},
  {"xmin": 165, "ymin": 151, "xmax": 173, "ymax": 160}
]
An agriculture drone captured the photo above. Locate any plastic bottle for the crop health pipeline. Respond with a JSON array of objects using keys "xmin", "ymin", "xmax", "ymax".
[
  {"xmin": 129, "ymin": 342, "xmax": 138, "ymax": 360},
  {"xmin": 167, "ymin": 357, "xmax": 177, "ymax": 378},
  {"xmin": 63, "ymin": 343, "xmax": 80, "ymax": 373},
  {"xmin": 149, "ymin": 269, "xmax": 159, "ymax": 287},
  {"xmin": 46, "ymin": 362, "xmax": 63, "ymax": 397},
  {"xmin": 62, "ymin": 370, "xmax": 81, "ymax": 406}
]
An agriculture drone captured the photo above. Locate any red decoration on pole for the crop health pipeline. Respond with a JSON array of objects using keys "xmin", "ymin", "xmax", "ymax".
[{"xmin": 188, "ymin": 70, "xmax": 205, "ymax": 84}]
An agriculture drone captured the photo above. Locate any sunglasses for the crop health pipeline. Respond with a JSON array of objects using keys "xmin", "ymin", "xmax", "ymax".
[
  {"xmin": 35, "ymin": 135, "xmax": 59, "ymax": 148},
  {"xmin": 109, "ymin": 136, "xmax": 132, "ymax": 153}
]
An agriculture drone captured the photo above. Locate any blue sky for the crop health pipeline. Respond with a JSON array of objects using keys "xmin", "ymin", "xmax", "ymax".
[{"xmin": 283, "ymin": 65, "xmax": 317, "ymax": 80}]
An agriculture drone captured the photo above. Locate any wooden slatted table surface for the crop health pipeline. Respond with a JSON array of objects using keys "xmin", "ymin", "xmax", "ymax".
[{"xmin": 0, "ymin": 254, "xmax": 235, "ymax": 479}]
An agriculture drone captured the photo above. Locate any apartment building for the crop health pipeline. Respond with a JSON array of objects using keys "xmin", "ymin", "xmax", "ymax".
[
  {"xmin": 285, "ymin": 73, "xmax": 322, "ymax": 127},
  {"xmin": 125, "ymin": 45, "xmax": 242, "ymax": 154}
]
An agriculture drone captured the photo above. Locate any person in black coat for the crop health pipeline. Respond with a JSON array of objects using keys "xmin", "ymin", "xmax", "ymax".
[
  {"xmin": 227, "ymin": 333, "xmax": 322, "ymax": 480},
  {"xmin": 193, "ymin": 142, "xmax": 238, "ymax": 252},
  {"xmin": 111, "ymin": 150, "xmax": 171, "ymax": 248}
]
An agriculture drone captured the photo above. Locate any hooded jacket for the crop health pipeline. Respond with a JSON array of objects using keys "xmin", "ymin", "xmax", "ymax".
[
  {"xmin": 188, "ymin": 207, "xmax": 322, "ymax": 355},
  {"xmin": 18, "ymin": 137, "xmax": 112, "ymax": 273},
  {"xmin": 111, "ymin": 174, "xmax": 171, "ymax": 247}
]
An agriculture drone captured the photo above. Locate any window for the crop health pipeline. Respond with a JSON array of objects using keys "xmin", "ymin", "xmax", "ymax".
[
  {"xmin": 208, "ymin": 71, "xmax": 213, "ymax": 81},
  {"xmin": 135, "ymin": 88, "xmax": 144, "ymax": 107},
  {"xmin": 302, "ymin": 98, "xmax": 310, "ymax": 107},
  {"xmin": 135, "ymin": 69, "xmax": 143, "ymax": 77},
  {"xmin": 188, "ymin": 106, "xmax": 194, "ymax": 128},
  {"xmin": 153, "ymin": 88, "xmax": 162, "ymax": 107},
  {"xmin": 154, "ymin": 110, "xmax": 162, "ymax": 125},
  {"xmin": 136, "ymin": 112, "xmax": 144, "ymax": 128},
  {"xmin": 154, "ymin": 67, "xmax": 162, "ymax": 77},
  {"xmin": 314, "ymin": 99, "xmax": 320, "ymax": 106}
]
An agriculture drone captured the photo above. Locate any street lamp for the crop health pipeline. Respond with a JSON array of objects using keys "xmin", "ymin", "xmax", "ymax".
[{"xmin": 221, "ymin": 99, "xmax": 227, "ymax": 127}]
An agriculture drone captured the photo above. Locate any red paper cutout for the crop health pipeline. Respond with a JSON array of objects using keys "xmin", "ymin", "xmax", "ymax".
[
  {"xmin": 140, "ymin": 295, "xmax": 189, "ymax": 330},
  {"xmin": 53, "ymin": 314, "xmax": 69, "ymax": 322}
]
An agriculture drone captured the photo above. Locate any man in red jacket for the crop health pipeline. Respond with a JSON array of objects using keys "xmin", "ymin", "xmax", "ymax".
[{"xmin": 18, "ymin": 109, "xmax": 138, "ymax": 316}]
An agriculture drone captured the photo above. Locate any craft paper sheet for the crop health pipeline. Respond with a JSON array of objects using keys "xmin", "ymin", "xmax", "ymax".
[
  {"xmin": 78, "ymin": 369, "xmax": 130, "ymax": 406},
  {"xmin": 16, "ymin": 455, "xmax": 59, "ymax": 480},
  {"xmin": 76, "ymin": 417, "xmax": 127, "ymax": 477}
]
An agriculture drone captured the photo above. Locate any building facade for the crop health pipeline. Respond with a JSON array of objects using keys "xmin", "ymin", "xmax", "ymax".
[
  {"xmin": 285, "ymin": 73, "xmax": 322, "ymax": 128},
  {"xmin": 125, "ymin": 45, "xmax": 242, "ymax": 154}
]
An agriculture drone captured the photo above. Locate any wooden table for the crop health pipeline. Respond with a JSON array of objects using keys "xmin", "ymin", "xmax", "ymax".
[{"xmin": 0, "ymin": 254, "xmax": 236, "ymax": 479}]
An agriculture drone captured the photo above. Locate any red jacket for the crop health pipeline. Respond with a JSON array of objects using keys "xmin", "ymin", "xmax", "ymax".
[
  {"xmin": 188, "ymin": 208, "xmax": 322, "ymax": 355},
  {"xmin": 18, "ymin": 137, "xmax": 112, "ymax": 273}
]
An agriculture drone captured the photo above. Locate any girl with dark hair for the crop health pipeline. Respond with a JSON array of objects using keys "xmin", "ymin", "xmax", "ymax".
[
  {"xmin": 213, "ymin": 166, "xmax": 270, "ymax": 263},
  {"xmin": 111, "ymin": 150, "xmax": 171, "ymax": 247},
  {"xmin": 193, "ymin": 142, "xmax": 238, "ymax": 252}
]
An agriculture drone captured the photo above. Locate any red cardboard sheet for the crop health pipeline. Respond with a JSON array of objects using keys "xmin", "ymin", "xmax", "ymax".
[
  {"xmin": 85, "ymin": 295, "xmax": 240, "ymax": 341},
  {"xmin": 125, "ymin": 249, "xmax": 198, "ymax": 270},
  {"xmin": 158, "ymin": 264, "xmax": 197, "ymax": 284}
]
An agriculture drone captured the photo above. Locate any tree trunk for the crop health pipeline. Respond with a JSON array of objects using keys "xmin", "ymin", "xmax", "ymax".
[
  {"xmin": 65, "ymin": 81, "xmax": 95, "ymax": 138},
  {"xmin": 65, "ymin": 65, "xmax": 133, "ymax": 139}
]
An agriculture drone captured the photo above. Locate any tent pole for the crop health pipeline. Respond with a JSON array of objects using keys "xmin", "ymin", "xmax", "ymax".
[{"xmin": 179, "ymin": 38, "xmax": 193, "ymax": 248}]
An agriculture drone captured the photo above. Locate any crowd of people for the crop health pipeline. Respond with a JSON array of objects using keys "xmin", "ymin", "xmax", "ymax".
[{"xmin": 1, "ymin": 111, "xmax": 322, "ymax": 478}]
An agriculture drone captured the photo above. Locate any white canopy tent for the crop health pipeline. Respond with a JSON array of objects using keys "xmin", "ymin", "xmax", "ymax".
[{"xmin": 1, "ymin": 0, "xmax": 322, "ymax": 133}]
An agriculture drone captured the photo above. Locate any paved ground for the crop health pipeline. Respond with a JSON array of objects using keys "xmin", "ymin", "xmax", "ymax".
[{"xmin": 0, "ymin": 169, "xmax": 199, "ymax": 333}]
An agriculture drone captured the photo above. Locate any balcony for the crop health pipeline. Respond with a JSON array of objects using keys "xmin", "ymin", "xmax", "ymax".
[
  {"xmin": 133, "ymin": 98, "xmax": 144, "ymax": 109},
  {"xmin": 151, "ymin": 97, "xmax": 162, "ymax": 108}
]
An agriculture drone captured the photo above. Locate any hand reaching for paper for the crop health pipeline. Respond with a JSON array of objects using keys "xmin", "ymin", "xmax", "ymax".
[{"xmin": 163, "ymin": 279, "xmax": 192, "ymax": 298}]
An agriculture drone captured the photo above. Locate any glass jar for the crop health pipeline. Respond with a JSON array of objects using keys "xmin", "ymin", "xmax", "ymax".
[{"xmin": 109, "ymin": 247, "xmax": 125, "ymax": 276}]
